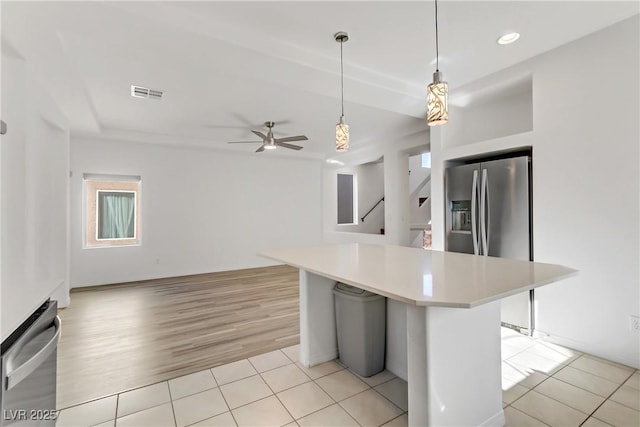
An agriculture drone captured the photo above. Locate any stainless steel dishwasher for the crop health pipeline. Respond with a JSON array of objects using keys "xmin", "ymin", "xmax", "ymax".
[{"xmin": 1, "ymin": 300, "xmax": 61, "ymax": 426}]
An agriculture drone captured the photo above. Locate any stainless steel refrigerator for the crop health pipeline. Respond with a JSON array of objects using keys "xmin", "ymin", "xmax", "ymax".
[{"xmin": 445, "ymin": 154, "xmax": 533, "ymax": 333}]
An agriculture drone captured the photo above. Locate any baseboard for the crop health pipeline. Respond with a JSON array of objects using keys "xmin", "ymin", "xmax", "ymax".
[
  {"xmin": 51, "ymin": 280, "xmax": 71, "ymax": 308},
  {"xmin": 306, "ymin": 349, "xmax": 338, "ymax": 367},
  {"xmin": 56, "ymin": 295, "xmax": 71, "ymax": 308},
  {"xmin": 535, "ymin": 329, "xmax": 639, "ymax": 369},
  {"xmin": 385, "ymin": 358, "xmax": 408, "ymax": 382},
  {"xmin": 481, "ymin": 409, "xmax": 505, "ymax": 427}
]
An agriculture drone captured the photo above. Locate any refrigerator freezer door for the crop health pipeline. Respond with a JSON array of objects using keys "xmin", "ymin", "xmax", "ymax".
[
  {"xmin": 445, "ymin": 163, "xmax": 481, "ymax": 254},
  {"xmin": 482, "ymin": 157, "xmax": 530, "ymax": 261},
  {"xmin": 482, "ymin": 156, "xmax": 531, "ymax": 330}
]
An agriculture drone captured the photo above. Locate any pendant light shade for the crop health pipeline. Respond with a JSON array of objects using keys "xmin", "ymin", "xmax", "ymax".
[
  {"xmin": 336, "ymin": 115, "xmax": 349, "ymax": 152},
  {"xmin": 335, "ymin": 31, "xmax": 349, "ymax": 152},
  {"xmin": 427, "ymin": 71, "xmax": 448, "ymax": 126},
  {"xmin": 427, "ymin": 0, "xmax": 448, "ymax": 126}
]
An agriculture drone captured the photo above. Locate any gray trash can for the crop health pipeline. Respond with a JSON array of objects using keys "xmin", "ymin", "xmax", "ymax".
[{"xmin": 333, "ymin": 283, "xmax": 386, "ymax": 377}]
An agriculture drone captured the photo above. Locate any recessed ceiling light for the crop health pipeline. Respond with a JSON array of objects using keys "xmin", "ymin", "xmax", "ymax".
[
  {"xmin": 497, "ymin": 32, "xmax": 520, "ymax": 45},
  {"xmin": 326, "ymin": 159, "xmax": 345, "ymax": 166}
]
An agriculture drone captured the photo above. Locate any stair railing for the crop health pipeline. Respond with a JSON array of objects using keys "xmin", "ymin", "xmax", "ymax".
[{"xmin": 361, "ymin": 196, "xmax": 384, "ymax": 222}]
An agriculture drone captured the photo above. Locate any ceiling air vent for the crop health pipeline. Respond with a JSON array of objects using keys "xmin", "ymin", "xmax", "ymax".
[{"xmin": 131, "ymin": 85, "xmax": 163, "ymax": 100}]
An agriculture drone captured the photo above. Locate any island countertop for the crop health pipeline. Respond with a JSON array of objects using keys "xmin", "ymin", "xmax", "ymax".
[{"xmin": 259, "ymin": 243, "xmax": 577, "ymax": 308}]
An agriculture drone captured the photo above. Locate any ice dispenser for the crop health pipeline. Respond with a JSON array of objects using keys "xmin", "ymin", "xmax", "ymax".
[{"xmin": 451, "ymin": 200, "xmax": 472, "ymax": 232}]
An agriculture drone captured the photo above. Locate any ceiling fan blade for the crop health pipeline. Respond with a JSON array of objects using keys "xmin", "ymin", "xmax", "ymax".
[
  {"xmin": 256, "ymin": 146, "xmax": 265, "ymax": 153},
  {"xmin": 227, "ymin": 141, "xmax": 262, "ymax": 144},
  {"xmin": 206, "ymin": 125, "xmax": 247, "ymax": 130},
  {"xmin": 276, "ymin": 142, "xmax": 303, "ymax": 150},
  {"xmin": 251, "ymin": 130, "xmax": 268, "ymax": 140},
  {"xmin": 275, "ymin": 135, "xmax": 308, "ymax": 143},
  {"xmin": 231, "ymin": 113, "xmax": 261, "ymax": 128}
]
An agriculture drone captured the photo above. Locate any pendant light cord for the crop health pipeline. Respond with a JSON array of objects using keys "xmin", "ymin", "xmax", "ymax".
[
  {"xmin": 434, "ymin": 0, "xmax": 440, "ymax": 72},
  {"xmin": 340, "ymin": 39, "xmax": 345, "ymax": 116}
]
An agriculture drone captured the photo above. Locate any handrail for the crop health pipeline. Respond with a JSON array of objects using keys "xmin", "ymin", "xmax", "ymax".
[{"xmin": 361, "ymin": 196, "xmax": 384, "ymax": 222}]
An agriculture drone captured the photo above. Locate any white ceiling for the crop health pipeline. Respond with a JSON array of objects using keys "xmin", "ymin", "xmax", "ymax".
[{"xmin": 2, "ymin": 1, "xmax": 638, "ymax": 159}]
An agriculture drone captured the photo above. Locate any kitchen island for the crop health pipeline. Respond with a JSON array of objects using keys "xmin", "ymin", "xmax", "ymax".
[{"xmin": 260, "ymin": 243, "xmax": 576, "ymax": 427}]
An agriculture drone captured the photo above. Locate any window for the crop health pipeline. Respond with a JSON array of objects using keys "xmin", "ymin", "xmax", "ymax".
[
  {"xmin": 84, "ymin": 175, "xmax": 141, "ymax": 248},
  {"xmin": 421, "ymin": 152, "xmax": 431, "ymax": 168},
  {"xmin": 337, "ymin": 173, "xmax": 357, "ymax": 225}
]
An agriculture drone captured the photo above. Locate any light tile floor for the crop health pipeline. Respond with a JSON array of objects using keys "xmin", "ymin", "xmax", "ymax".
[{"xmin": 56, "ymin": 328, "xmax": 639, "ymax": 427}]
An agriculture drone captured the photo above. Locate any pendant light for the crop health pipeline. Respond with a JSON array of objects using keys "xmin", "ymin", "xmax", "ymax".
[
  {"xmin": 427, "ymin": 0, "xmax": 448, "ymax": 126},
  {"xmin": 335, "ymin": 31, "xmax": 349, "ymax": 152}
]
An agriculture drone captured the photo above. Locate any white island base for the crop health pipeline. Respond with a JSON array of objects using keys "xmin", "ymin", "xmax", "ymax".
[
  {"xmin": 300, "ymin": 270, "xmax": 504, "ymax": 427},
  {"xmin": 261, "ymin": 244, "xmax": 576, "ymax": 427}
]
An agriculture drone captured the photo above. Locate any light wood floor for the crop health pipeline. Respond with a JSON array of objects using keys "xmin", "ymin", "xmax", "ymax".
[{"xmin": 56, "ymin": 265, "xmax": 300, "ymax": 409}]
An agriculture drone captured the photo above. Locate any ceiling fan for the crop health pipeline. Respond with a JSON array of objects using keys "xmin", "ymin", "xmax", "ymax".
[{"xmin": 227, "ymin": 121, "xmax": 308, "ymax": 152}]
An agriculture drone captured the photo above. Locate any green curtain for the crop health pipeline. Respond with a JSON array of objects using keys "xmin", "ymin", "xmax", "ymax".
[{"xmin": 98, "ymin": 192, "xmax": 135, "ymax": 239}]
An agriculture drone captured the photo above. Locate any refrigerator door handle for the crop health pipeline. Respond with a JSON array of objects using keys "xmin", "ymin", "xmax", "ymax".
[
  {"xmin": 480, "ymin": 168, "xmax": 489, "ymax": 256},
  {"xmin": 5, "ymin": 315, "xmax": 61, "ymax": 391},
  {"xmin": 471, "ymin": 170, "xmax": 479, "ymax": 255},
  {"xmin": 485, "ymin": 170, "xmax": 490, "ymax": 254}
]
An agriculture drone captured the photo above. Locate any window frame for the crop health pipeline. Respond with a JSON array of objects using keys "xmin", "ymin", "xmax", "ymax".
[{"xmin": 84, "ymin": 176, "xmax": 141, "ymax": 248}]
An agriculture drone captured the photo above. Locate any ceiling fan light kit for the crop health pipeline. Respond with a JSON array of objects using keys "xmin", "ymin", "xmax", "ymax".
[
  {"xmin": 427, "ymin": 0, "xmax": 449, "ymax": 126},
  {"xmin": 335, "ymin": 31, "xmax": 350, "ymax": 152}
]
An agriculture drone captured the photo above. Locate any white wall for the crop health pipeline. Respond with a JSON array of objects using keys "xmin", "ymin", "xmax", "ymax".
[
  {"xmin": 532, "ymin": 15, "xmax": 639, "ymax": 368},
  {"xmin": 69, "ymin": 138, "xmax": 323, "ymax": 287},
  {"xmin": 446, "ymin": 83, "xmax": 533, "ymax": 149},
  {"xmin": 432, "ymin": 15, "xmax": 640, "ymax": 368},
  {"xmin": 1, "ymin": 46, "xmax": 70, "ymax": 339},
  {"xmin": 408, "ymin": 154, "xmax": 431, "ymax": 227},
  {"xmin": 408, "ymin": 154, "xmax": 430, "ymax": 195},
  {"xmin": 323, "ymin": 131, "xmax": 428, "ymax": 247}
]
